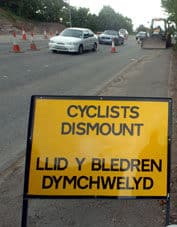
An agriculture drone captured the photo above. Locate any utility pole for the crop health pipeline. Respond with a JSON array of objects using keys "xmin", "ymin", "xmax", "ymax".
[
  {"xmin": 69, "ymin": 4, "xmax": 72, "ymax": 27},
  {"xmin": 63, "ymin": 0, "xmax": 72, "ymax": 27}
]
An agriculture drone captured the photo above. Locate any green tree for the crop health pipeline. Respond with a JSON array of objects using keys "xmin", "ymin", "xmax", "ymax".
[
  {"xmin": 136, "ymin": 24, "xmax": 149, "ymax": 32},
  {"xmin": 0, "ymin": 1, "xmax": 133, "ymax": 32},
  {"xmin": 0, "ymin": 0, "xmax": 66, "ymax": 21},
  {"xmin": 0, "ymin": 0, "xmax": 21, "ymax": 14},
  {"xmin": 71, "ymin": 7, "xmax": 89, "ymax": 28},
  {"xmin": 161, "ymin": 0, "xmax": 177, "ymax": 24},
  {"xmin": 86, "ymin": 13, "xmax": 98, "ymax": 32},
  {"xmin": 98, "ymin": 6, "xmax": 117, "ymax": 31},
  {"xmin": 97, "ymin": 6, "xmax": 133, "ymax": 33},
  {"xmin": 161, "ymin": 0, "xmax": 177, "ymax": 48}
]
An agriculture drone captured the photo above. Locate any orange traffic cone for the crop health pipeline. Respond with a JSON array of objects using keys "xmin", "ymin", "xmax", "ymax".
[
  {"xmin": 12, "ymin": 32, "xmax": 22, "ymax": 53},
  {"xmin": 111, "ymin": 38, "xmax": 117, "ymax": 53},
  {"xmin": 30, "ymin": 32, "xmax": 40, "ymax": 51},
  {"xmin": 49, "ymin": 31, "xmax": 54, "ymax": 37},
  {"xmin": 22, "ymin": 29, "xmax": 27, "ymax": 40}
]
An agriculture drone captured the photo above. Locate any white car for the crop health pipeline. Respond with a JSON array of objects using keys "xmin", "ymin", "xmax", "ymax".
[
  {"xmin": 119, "ymin": 28, "xmax": 129, "ymax": 39},
  {"xmin": 49, "ymin": 27, "xmax": 98, "ymax": 54},
  {"xmin": 136, "ymin": 31, "xmax": 148, "ymax": 41},
  {"xmin": 98, "ymin": 30, "xmax": 124, "ymax": 46}
]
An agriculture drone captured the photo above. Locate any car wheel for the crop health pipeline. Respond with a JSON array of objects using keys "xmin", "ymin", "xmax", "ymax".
[
  {"xmin": 92, "ymin": 43, "xmax": 97, "ymax": 51},
  {"xmin": 78, "ymin": 45, "xmax": 83, "ymax": 54},
  {"xmin": 115, "ymin": 39, "xmax": 119, "ymax": 46},
  {"xmin": 52, "ymin": 50, "xmax": 57, "ymax": 53}
]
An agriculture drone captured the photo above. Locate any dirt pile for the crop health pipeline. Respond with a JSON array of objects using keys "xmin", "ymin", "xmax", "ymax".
[
  {"xmin": 0, "ymin": 8, "xmax": 65, "ymax": 35},
  {"xmin": 0, "ymin": 17, "xmax": 18, "ymax": 34}
]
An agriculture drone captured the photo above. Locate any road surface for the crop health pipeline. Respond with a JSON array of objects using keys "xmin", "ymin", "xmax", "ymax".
[{"xmin": 0, "ymin": 36, "xmax": 173, "ymax": 226}]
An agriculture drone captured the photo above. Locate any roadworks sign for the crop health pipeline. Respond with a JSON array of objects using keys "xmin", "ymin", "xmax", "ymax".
[{"xmin": 24, "ymin": 96, "xmax": 172, "ymax": 199}]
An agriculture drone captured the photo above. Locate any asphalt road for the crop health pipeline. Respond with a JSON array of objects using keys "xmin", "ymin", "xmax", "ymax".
[
  {"xmin": 0, "ymin": 35, "xmax": 172, "ymax": 227},
  {"xmin": 0, "ymin": 36, "xmax": 148, "ymax": 173}
]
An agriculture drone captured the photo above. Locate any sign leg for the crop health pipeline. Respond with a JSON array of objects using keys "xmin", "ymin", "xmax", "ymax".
[
  {"xmin": 165, "ymin": 193, "xmax": 170, "ymax": 226},
  {"xmin": 21, "ymin": 198, "xmax": 28, "ymax": 227}
]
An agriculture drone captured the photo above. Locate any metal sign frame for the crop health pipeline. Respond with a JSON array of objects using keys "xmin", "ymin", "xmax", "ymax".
[{"xmin": 21, "ymin": 95, "xmax": 172, "ymax": 227}]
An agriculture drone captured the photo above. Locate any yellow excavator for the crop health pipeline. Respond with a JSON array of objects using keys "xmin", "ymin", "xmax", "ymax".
[{"xmin": 142, "ymin": 18, "xmax": 172, "ymax": 49}]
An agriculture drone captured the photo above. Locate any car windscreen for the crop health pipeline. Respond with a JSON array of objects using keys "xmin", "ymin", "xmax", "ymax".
[
  {"xmin": 138, "ymin": 32, "xmax": 146, "ymax": 36},
  {"xmin": 104, "ymin": 30, "xmax": 118, "ymax": 35},
  {"xmin": 60, "ymin": 29, "xmax": 83, "ymax": 38}
]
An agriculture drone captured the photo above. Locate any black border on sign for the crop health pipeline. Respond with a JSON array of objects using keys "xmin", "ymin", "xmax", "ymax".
[{"xmin": 23, "ymin": 95, "xmax": 172, "ymax": 200}]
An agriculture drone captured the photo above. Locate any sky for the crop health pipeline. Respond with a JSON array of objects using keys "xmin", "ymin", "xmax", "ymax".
[{"xmin": 69, "ymin": 0, "xmax": 168, "ymax": 30}]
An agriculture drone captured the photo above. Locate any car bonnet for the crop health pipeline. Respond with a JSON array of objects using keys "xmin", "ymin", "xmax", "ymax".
[{"xmin": 50, "ymin": 36, "xmax": 82, "ymax": 43}]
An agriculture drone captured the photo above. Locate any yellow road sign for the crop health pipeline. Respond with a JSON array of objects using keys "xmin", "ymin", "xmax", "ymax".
[{"xmin": 24, "ymin": 96, "xmax": 171, "ymax": 198}]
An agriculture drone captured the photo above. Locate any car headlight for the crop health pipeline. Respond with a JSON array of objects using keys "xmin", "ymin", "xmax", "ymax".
[{"xmin": 66, "ymin": 42, "xmax": 78, "ymax": 45}]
